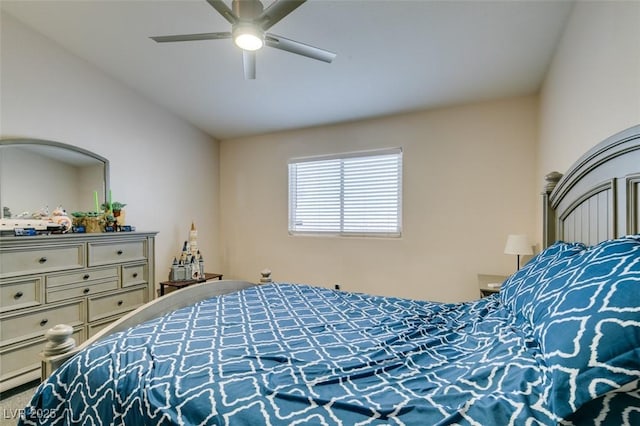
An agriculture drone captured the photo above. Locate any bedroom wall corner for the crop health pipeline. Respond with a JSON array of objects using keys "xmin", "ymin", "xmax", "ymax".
[
  {"xmin": 538, "ymin": 0, "xmax": 640, "ymax": 244},
  {"xmin": 0, "ymin": 12, "xmax": 222, "ymax": 293}
]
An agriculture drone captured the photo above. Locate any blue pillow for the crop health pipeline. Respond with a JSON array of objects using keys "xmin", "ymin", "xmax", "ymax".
[
  {"xmin": 499, "ymin": 241, "xmax": 586, "ymax": 322},
  {"xmin": 564, "ymin": 381, "xmax": 640, "ymax": 425},
  {"xmin": 511, "ymin": 236, "xmax": 640, "ymax": 418}
]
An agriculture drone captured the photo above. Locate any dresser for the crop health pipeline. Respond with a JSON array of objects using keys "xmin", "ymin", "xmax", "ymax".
[{"xmin": 0, "ymin": 231, "xmax": 157, "ymax": 392}]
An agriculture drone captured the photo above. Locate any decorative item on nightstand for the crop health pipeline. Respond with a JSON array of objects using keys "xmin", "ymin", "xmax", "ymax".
[
  {"xmin": 504, "ymin": 234, "xmax": 533, "ymax": 270},
  {"xmin": 161, "ymin": 222, "xmax": 224, "ymax": 296},
  {"xmin": 168, "ymin": 222, "xmax": 206, "ymax": 282}
]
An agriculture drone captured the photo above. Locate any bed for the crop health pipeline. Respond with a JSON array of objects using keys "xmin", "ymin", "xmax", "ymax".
[{"xmin": 18, "ymin": 125, "xmax": 640, "ymax": 425}]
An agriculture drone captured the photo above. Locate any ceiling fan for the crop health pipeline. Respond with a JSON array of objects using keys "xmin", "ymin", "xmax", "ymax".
[{"xmin": 150, "ymin": 0, "xmax": 336, "ymax": 79}]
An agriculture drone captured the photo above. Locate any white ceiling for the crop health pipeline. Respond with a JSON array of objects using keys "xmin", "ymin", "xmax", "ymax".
[{"xmin": 1, "ymin": 0, "xmax": 574, "ymax": 140}]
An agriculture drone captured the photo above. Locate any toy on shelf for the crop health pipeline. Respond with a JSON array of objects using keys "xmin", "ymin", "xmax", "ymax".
[
  {"xmin": 0, "ymin": 205, "xmax": 71, "ymax": 234},
  {"xmin": 169, "ymin": 222, "xmax": 205, "ymax": 281},
  {"xmin": 50, "ymin": 206, "xmax": 72, "ymax": 233}
]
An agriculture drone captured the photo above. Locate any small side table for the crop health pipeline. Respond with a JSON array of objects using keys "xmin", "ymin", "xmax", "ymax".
[
  {"xmin": 477, "ymin": 273, "xmax": 508, "ymax": 298},
  {"xmin": 159, "ymin": 273, "xmax": 223, "ymax": 296}
]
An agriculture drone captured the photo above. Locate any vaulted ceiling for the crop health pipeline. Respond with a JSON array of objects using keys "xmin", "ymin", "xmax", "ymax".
[{"xmin": 1, "ymin": 0, "xmax": 574, "ymax": 140}]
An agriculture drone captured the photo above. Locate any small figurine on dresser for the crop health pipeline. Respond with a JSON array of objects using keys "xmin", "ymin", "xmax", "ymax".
[
  {"xmin": 111, "ymin": 201, "xmax": 127, "ymax": 227},
  {"xmin": 168, "ymin": 222, "xmax": 205, "ymax": 281},
  {"xmin": 50, "ymin": 206, "xmax": 72, "ymax": 233}
]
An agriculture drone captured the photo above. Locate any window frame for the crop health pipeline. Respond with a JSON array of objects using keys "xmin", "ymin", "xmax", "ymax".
[{"xmin": 288, "ymin": 148, "xmax": 403, "ymax": 238}]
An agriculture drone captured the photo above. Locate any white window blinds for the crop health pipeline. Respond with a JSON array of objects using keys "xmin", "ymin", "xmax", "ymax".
[{"xmin": 288, "ymin": 149, "xmax": 402, "ymax": 236}]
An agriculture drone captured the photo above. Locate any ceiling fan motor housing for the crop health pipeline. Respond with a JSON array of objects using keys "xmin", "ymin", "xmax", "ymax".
[{"xmin": 232, "ymin": 0, "xmax": 263, "ymax": 20}]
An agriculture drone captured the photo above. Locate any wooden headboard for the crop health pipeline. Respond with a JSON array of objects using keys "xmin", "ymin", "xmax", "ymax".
[{"xmin": 542, "ymin": 125, "xmax": 640, "ymax": 248}]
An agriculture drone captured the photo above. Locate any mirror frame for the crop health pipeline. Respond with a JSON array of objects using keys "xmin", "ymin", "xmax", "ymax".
[{"xmin": 0, "ymin": 138, "xmax": 110, "ymax": 218}]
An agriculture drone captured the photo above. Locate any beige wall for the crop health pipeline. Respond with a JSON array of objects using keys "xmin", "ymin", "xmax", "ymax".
[
  {"xmin": 221, "ymin": 96, "xmax": 538, "ymax": 302},
  {"xmin": 0, "ymin": 13, "xmax": 222, "ymax": 291},
  {"xmin": 538, "ymin": 0, "xmax": 640, "ymax": 216}
]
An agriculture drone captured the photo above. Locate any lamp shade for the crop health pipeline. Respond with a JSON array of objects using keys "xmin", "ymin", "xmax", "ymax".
[{"xmin": 504, "ymin": 234, "xmax": 533, "ymax": 255}]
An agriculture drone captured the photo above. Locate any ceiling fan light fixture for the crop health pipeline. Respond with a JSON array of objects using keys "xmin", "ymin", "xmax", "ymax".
[
  {"xmin": 233, "ymin": 24, "xmax": 264, "ymax": 51},
  {"xmin": 151, "ymin": 0, "xmax": 335, "ymax": 78}
]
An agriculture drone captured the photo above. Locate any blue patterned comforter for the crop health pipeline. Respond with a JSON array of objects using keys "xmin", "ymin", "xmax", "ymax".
[
  {"xmin": 21, "ymin": 284, "xmax": 553, "ymax": 425},
  {"xmin": 20, "ymin": 233, "xmax": 640, "ymax": 426}
]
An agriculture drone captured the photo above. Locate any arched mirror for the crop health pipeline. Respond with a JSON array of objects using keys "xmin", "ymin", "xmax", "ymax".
[{"xmin": 0, "ymin": 139, "xmax": 109, "ymax": 219}]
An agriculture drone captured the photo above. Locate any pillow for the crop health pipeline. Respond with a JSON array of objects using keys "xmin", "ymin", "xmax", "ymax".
[
  {"xmin": 514, "ymin": 236, "xmax": 640, "ymax": 419},
  {"xmin": 499, "ymin": 240, "xmax": 586, "ymax": 321},
  {"xmin": 563, "ymin": 380, "xmax": 640, "ymax": 425}
]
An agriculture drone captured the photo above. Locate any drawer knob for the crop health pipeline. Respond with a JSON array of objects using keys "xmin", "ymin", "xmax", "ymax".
[
  {"xmin": 40, "ymin": 319, "xmax": 49, "ymax": 326},
  {"xmin": 38, "ymin": 257, "xmax": 48, "ymax": 264},
  {"xmin": 132, "ymin": 273, "xmax": 138, "ymax": 278},
  {"xmin": 83, "ymin": 288, "xmax": 90, "ymax": 294},
  {"xmin": 116, "ymin": 250, "xmax": 123, "ymax": 255},
  {"xmin": 117, "ymin": 300, "xmax": 124, "ymax": 306},
  {"xmin": 14, "ymin": 291, "xmax": 24, "ymax": 299},
  {"xmin": 83, "ymin": 274, "xmax": 90, "ymax": 280}
]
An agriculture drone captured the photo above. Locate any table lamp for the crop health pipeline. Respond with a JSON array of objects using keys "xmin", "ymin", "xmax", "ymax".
[{"xmin": 504, "ymin": 234, "xmax": 533, "ymax": 270}]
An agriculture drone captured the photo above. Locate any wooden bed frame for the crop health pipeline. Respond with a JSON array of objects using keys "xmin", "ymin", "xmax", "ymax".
[
  {"xmin": 41, "ymin": 124, "xmax": 640, "ymax": 380},
  {"xmin": 542, "ymin": 124, "xmax": 640, "ymax": 247}
]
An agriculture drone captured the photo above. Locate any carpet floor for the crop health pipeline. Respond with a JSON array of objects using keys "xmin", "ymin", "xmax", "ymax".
[{"xmin": 0, "ymin": 381, "xmax": 39, "ymax": 426}]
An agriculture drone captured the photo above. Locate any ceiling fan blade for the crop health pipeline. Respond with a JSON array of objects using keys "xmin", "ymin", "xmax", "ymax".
[
  {"xmin": 243, "ymin": 50, "xmax": 256, "ymax": 80},
  {"xmin": 257, "ymin": 0, "xmax": 306, "ymax": 30},
  {"xmin": 150, "ymin": 32, "xmax": 231, "ymax": 43},
  {"xmin": 206, "ymin": 0, "xmax": 238, "ymax": 24},
  {"xmin": 265, "ymin": 33, "xmax": 336, "ymax": 63}
]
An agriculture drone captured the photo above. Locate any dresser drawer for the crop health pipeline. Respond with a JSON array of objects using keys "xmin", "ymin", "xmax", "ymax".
[
  {"xmin": 88, "ymin": 287, "xmax": 147, "ymax": 322},
  {"xmin": 88, "ymin": 240, "xmax": 146, "ymax": 266},
  {"xmin": 88, "ymin": 317, "xmax": 119, "ymax": 338},
  {"xmin": 122, "ymin": 263, "xmax": 147, "ymax": 288},
  {"xmin": 0, "ymin": 301, "xmax": 84, "ymax": 346},
  {"xmin": 0, "ymin": 244, "xmax": 84, "ymax": 278},
  {"xmin": 46, "ymin": 278, "xmax": 119, "ymax": 303},
  {"xmin": 0, "ymin": 277, "xmax": 42, "ymax": 313},
  {"xmin": 0, "ymin": 339, "xmax": 43, "ymax": 379},
  {"xmin": 47, "ymin": 267, "xmax": 118, "ymax": 288}
]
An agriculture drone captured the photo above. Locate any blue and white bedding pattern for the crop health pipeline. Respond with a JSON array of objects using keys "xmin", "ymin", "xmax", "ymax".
[{"xmin": 19, "ymin": 236, "xmax": 640, "ymax": 425}]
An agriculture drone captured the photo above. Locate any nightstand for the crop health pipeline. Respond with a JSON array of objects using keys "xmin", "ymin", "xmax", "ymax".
[
  {"xmin": 477, "ymin": 274, "xmax": 508, "ymax": 298},
  {"xmin": 159, "ymin": 273, "xmax": 223, "ymax": 296}
]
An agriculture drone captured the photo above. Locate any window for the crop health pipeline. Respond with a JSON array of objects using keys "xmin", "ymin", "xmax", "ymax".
[{"xmin": 288, "ymin": 148, "xmax": 402, "ymax": 236}]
